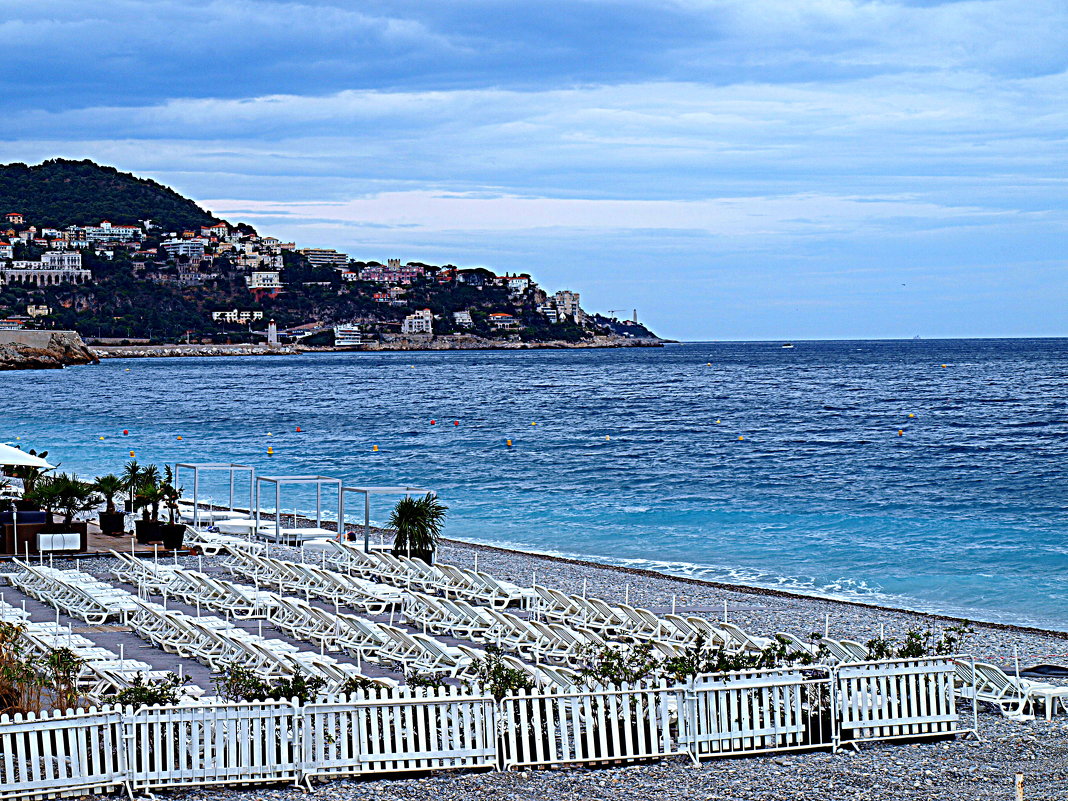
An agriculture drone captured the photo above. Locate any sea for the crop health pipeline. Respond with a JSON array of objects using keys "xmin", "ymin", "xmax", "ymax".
[{"xmin": 4, "ymin": 340, "xmax": 1067, "ymax": 631}]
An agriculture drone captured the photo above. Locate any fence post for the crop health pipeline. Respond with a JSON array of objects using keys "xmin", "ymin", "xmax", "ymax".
[{"xmin": 828, "ymin": 664, "xmax": 841, "ymax": 753}]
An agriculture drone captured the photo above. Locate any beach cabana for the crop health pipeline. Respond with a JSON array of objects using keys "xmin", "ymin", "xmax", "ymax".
[
  {"xmin": 174, "ymin": 463, "xmax": 255, "ymax": 528},
  {"xmin": 254, "ymin": 475, "xmax": 343, "ymax": 543},
  {"xmin": 0, "ymin": 443, "xmax": 53, "ymax": 469},
  {"xmin": 340, "ymin": 485, "xmax": 431, "ymax": 553}
]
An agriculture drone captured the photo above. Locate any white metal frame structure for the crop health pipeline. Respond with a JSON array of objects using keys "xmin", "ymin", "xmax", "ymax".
[
  {"xmin": 339, "ymin": 485, "xmax": 430, "ymax": 553},
  {"xmin": 255, "ymin": 475, "xmax": 343, "ymax": 543},
  {"xmin": 174, "ymin": 463, "xmax": 255, "ymax": 529}
]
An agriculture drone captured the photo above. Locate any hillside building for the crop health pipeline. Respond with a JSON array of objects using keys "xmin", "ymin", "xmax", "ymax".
[{"xmin": 401, "ymin": 308, "xmax": 433, "ymax": 335}]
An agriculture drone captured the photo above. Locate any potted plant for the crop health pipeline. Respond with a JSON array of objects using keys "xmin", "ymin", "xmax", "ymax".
[
  {"xmin": 389, "ymin": 493, "xmax": 448, "ymax": 564},
  {"xmin": 158, "ymin": 466, "xmax": 185, "ymax": 550},
  {"xmin": 53, "ymin": 475, "xmax": 101, "ymax": 534},
  {"xmin": 121, "ymin": 460, "xmax": 141, "ymax": 513},
  {"xmin": 92, "ymin": 474, "xmax": 126, "ymax": 535},
  {"xmin": 133, "ymin": 465, "xmax": 164, "ymax": 543}
]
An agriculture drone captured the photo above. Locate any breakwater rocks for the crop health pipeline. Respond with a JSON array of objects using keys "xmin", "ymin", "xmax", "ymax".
[
  {"xmin": 0, "ymin": 330, "xmax": 99, "ymax": 370},
  {"xmin": 93, "ymin": 344, "xmax": 302, "ymax": 359}
]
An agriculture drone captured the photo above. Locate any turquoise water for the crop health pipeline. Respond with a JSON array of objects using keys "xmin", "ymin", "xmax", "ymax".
[{"xmin": 4, "ymin": 340, "xmax": 1067, "ymax": 630}]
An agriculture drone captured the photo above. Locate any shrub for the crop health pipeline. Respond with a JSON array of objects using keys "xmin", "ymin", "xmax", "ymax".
[
  {"xmin": 465, "ymin": 646, "xmax": 535, "ymax": 701},
  {"xmin": 213, "ymin": 663, "xmax": 327, "ymax": 704},
  {"xmin": 108, "ymin": 672, "xmax": 189, "ymax": 708}
]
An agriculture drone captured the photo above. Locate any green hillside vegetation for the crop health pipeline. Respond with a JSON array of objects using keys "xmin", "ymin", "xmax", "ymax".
[{"xmin": 0, "ymin": 159, "xmax": 232, "ymax": 232}]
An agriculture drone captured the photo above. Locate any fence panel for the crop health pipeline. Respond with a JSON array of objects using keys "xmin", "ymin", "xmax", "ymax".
[
  {"xmin": 302, "ymin": 687, "xmax": 497, "ymax": 780},
  {"xmin": 679, "ymin": 669, "xmax": 835, "ymax": 760},
  {"xmin": 0, "ymin": 708, "xmax": 126, "ymax": 801},
  {"xmin": 835, "ymin": 658, "xmax": 961, "ymax": 744},
  {"xmin": 499, "ymin": 681, "xmax": 680, "ymax": 770},
  {"xmin": 124, "ymin": 700, "xmax": 300, "ymax": 790}
]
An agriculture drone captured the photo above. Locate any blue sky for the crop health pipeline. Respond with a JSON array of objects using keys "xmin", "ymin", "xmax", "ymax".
[{"xmin": 2, "ymin": 0, "xmax": 1066, "ymax": 340}]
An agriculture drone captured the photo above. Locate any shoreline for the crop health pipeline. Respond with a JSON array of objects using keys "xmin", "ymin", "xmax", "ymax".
[
  {"xmin": 441, "ymin": 537, "xmax": 1068, "ymax": 644},
  {"xmin": 89, "ymin": 336, "xmax": 665, "ymax": 359}
]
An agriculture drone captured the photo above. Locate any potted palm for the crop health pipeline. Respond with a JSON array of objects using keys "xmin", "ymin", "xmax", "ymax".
[
  {"xmin": 389, "ymin": 493, "xmax": 448, "ymax": 564},
  {"xmin": 93, "ymin": 474, "xmax": 126, "ymax": 535},
  {"xmin": 133, "ymin": 466, "xmax": 164, "ymax": 544},
  {"xmin": 121, "ymin": 460, "xmax": 141, "ymax": 513},
  {"xmin": 158, "ymin": 466, "xmax": 185, "ymax": 550}
]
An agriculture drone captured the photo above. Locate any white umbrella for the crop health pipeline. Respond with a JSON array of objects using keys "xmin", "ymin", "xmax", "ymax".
[{"xmin": 0, "ymin": 443, "xmax": 53, "ymax": 469}]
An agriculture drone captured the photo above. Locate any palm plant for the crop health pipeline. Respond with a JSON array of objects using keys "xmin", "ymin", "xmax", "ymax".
[
  {"xmin": 121, "ymin": 460, "xmax": 143, "ymax": 510},
  {"xmin": 160, "ymin": 466, "xmax": 182, "ymax": 525},
  {"xmin": 53, "ymin": 475, "xmax": 101, "ymax": 527},
  {"xmin": 92, "ymin": 474, "xmax": 124, "ymax": 515},
  {"xmin": 389, "ymin": 493, "xmax": 448, "ymax": 562},
  {"xmin": 8, "ymin": 449, "xmax": 51, "ymax": 496}
]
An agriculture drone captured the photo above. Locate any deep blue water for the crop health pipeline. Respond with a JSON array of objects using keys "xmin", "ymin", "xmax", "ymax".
[{"xmin": 4, "ymin": 340, "xmax": 1067, "ymax": 630}]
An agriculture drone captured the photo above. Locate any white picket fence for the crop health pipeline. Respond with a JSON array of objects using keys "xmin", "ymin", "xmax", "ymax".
[
  {"xmin": 679, "ymin": 668, "xmax": 833, "ymax": 759},
  {"xmin": 499, "ymin": 681, "xmax": 680, "ymax": 769},
  {"xmin": 0, "ymin": 659, "xmax": 972, "ymax": 799},
  {"xmin": 302, "ymin": 687, "xmax": 497, "ymax": 779},
  {"xmin": 0, "ymin": 709, "xmax": 126, "ymax": 801},
  {"xmin": 835, "ymin": 657, "xmax": 964, "ymax": 744}
]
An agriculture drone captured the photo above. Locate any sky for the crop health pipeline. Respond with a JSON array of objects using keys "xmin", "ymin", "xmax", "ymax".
[{"xmin": 2, "ymin": 0, "xmax": 1066, "ymax": 341}]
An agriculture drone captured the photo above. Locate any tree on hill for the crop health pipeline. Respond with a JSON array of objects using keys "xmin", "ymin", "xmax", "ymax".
[{"xmin": 0, "ymin": 159, "xmax": 233, "ymax": 233}]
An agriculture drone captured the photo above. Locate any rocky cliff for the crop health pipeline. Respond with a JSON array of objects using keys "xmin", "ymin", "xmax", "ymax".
[{"xmin": 0, "ymin": 330, "xmax": 99, "ymax": 370}]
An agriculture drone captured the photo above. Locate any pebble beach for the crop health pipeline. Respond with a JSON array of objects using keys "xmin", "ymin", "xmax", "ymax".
[{"xmin": 34, "ymin": 534, "xmax": 1068, "ymax": 801}]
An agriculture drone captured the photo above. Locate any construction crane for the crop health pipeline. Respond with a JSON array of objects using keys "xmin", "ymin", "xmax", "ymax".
[{"xmin": 606, "ymin": 309, "xmax": 628, "ymax": 319}]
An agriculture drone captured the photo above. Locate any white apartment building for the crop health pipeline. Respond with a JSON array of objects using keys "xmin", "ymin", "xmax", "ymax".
[
  {"xmin": 506, "ymin": 274, "xmax": 532, "ymax": 294},
  {"xmin": 247, "ymin": 271, "xmax": 283, "ymax": 291},
  {"xmin": 0, "ymin": 265, "xmax": 92, "ymax": 287},
  {"xmin": 452, "ymin": 310, "xmax": 474, "ymax": 327},
  {"xmin": 161, "ymin": 239, "xmax": 206, "ymax": 261},
  {"xmin": 211, "ymin": 309, "xmax": 264, "ymax": 324},
  {"xmin": 299, "ymin": 248, "xmax": 349, "ymax": 269},
  {"xmin": 41, "ymin": 251, "xmax": 83, "ymax": 269},
  {"xmin": 84, "ymin": 221, "xmax": 141, "ymax": 242},
  {"xmin": 401, "ymin": 308, "xmax": 433, "ymax": 335}
]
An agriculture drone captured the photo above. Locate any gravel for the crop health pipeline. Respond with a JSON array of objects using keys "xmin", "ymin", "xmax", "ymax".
[{"xmin": 29, "ymin": 537, "xmax": 1068, "ymax": 801}]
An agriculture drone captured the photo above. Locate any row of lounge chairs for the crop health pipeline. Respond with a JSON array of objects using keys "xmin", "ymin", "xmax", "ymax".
[
  {"xmin": 12, "ymin": 562, "xmax": 141, "ymax": 624},
  {"xmin": 224, "ymin": 550, "xmax": 404, "ymax": 613},
  {"xmin": 325, "ymin": 543, "xmax": 536, "ymax": 609},
  {"xmin": 954, "ymin": 659, "xmax": 1068, "ymax": 719},
  {"xmin": 0, "ymin": 597, "xmax": 202, "ymax": 702}
]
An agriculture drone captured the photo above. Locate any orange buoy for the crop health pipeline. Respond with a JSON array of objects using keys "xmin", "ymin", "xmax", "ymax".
[
  {"xmin": 129, "ymin": 450, "xmax": 135, "ymax": 457},
  {"xmin": 506, "ymin": 439, "xmax": 512, "ymax": 447},
  {"xmin": 267, "ymin": 445, "xmax": 274, "ymax": 455},
  {"xmin": 176, "ymin": 435, "xmax": 182, "ymax": 441},
  {"xmin": 296, "ymin": 426, "xmax": 302, "ymax": 432},
  {"xmin": 122, "ymin": 429, "xmax": 129, "ymax": 436},
  {"xmin": 372, "ymin": 445, "xmax": 379, "ymax": 452}
]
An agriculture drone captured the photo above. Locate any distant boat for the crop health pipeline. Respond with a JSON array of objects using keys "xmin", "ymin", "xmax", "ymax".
[
  {"xmin": 781, "ymin": 343, "xmax": 795, "ymax": 349},
  {"xmin": 333, "ymin": 325, "xmax": 367, "ymax": 348}
]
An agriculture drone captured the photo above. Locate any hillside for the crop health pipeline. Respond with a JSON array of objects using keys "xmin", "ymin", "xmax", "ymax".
[
  {"xmin": 0, "ymin": 159, "xmax": 661, "ymax": 346},
  {"xmin": 0, "ymin": 159, "xmax": 229, "ymax": 232}
]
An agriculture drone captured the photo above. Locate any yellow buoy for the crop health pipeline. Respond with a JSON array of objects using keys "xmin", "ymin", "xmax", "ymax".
[
  {"xmin": 99, "ymin": 436, "xmax": 105, "ymax": 440},
  {"xmin": 267, "ymin": 432, "xmax": 272, "ymax": 436},
  {"xmin": 372, "ymin": 445, "xmax": 379, "ymax": 452},
  {"xmin": 738, "ymin": 436, "xmax": 744, "ymax": 441},
  {"xmin": 605, "ymin": 435, "xmax": 611, "ymax": 441},
  {"xmin": 176, "ymin": 435, "xmax": 182, "ymax": 441},
  {"xmin": 715, "ymin": 419, "xmax": 721, "ymax": 424},
  {"xmin": 531, "ymin": 422, "xmax": 537, "ymax": 426},
  {"xmin": 129, "ymin": 450, "xmax": 135, "ymax": 457},
  {"xmin": 908, "ymin": 413, "xmax": 915, "ymax": 418},
  {"xmin": 267, "ymin": 446, "xmax": 274, "ymax": 455},
  {"xmin": 706, "ymin": 362, "xmax": 711, "ymax": 366},
  {"xmin": 506, "ymin": 439, "xmax": 512, "ymax": 447},
  {"xmin": 898, "ymin": 430, "xmax": 904, "ymax": 436},
  {"xmin": 941, "ymin": 364, "xmax": 947, "ymax": 368}
]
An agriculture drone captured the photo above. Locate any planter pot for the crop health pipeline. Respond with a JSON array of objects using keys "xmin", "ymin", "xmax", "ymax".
[
  {"xmin": 160, "ymin": 523, "xmax": 185, "ymax": 551},
  {"xmin": 134, "ymin": 519, "xmax": 162, "ymax": 544},
  {"xmin": 123, "ymin": 500, "xmax": 134, "ymax": 514},
  {"xmin": 99, "ymin": 511, "xmax": 126, "ymax": 536}
]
